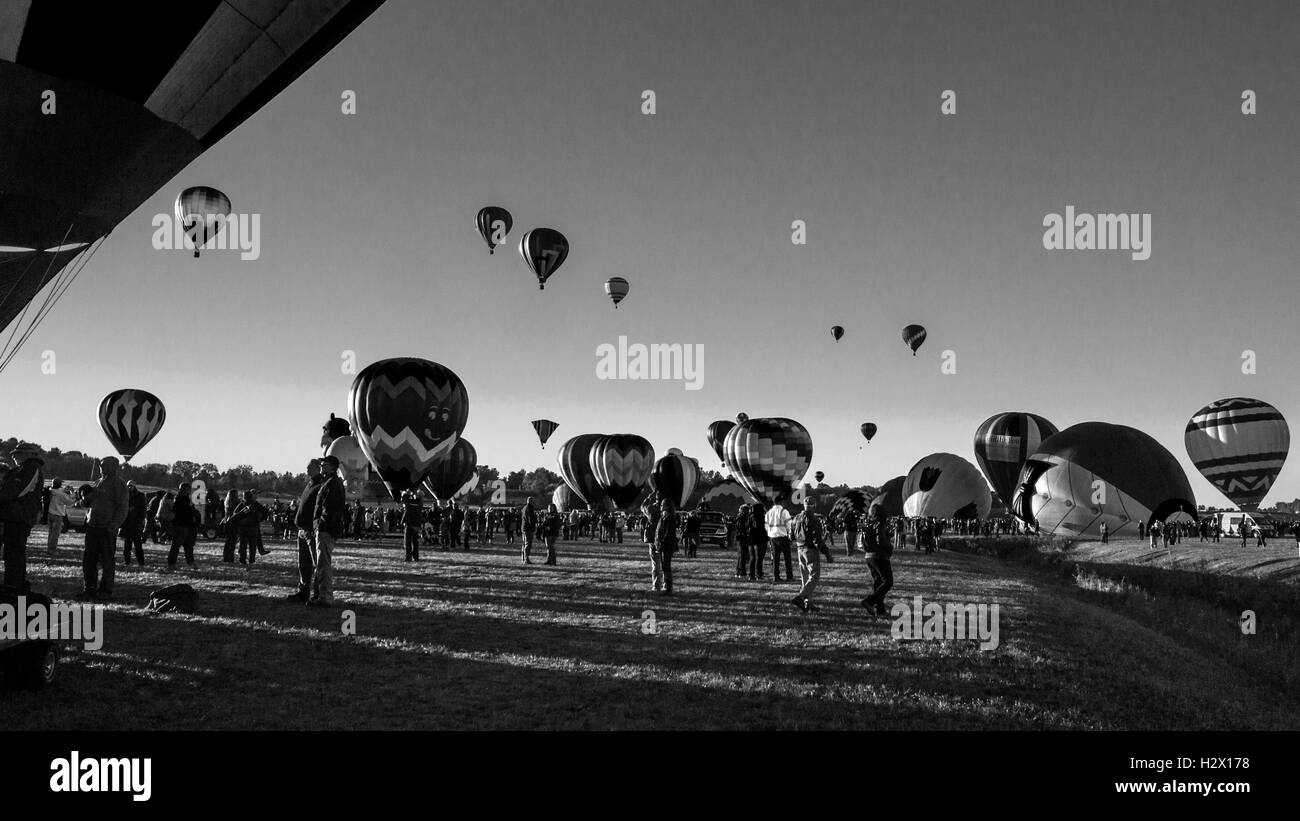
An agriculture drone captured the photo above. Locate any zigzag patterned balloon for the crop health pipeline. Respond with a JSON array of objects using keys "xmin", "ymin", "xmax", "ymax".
[
  {"xmin": 348, "ymin": 358, "xmax": 469, "ymax": 498},
  {"xmin": 722, "ymin": 417, "xmax": 812, "ymax": 506},
  {"xmin": 98, "ymin": 388, "xmax": 166, "ymax": 462},
  {"xmin": 589, "ymin": 434, "xmax": 655, "ymax": 509},
  {"xmin": 1185, "ymin": 397, "xmax": 1289, "ymax": 511}
]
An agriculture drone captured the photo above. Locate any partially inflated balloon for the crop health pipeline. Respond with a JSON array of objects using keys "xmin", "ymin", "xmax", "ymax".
[
  {"xmin": 557, "ymin": 434, "xmax": 607, "ymax": 508},
  {"xmin": 902, "ymin": 453, "xmax": 990, "ymax": 519},
  {"xmin": 651, "ymin": 449, "xmax": 699, "ymax": 508},
  {"xmin": 552, "ymin": 483, "xmax": 578, "ymax": 512},
  {"xmin": 974, "ymin": 412, "xmax": 1060, "ymax": 508},
  {"xmin": 706, "ymin": 420, "xmax": 735, "ymax": 466},
  {"xmin": 902, "ymin": 324, "xmax": 927, "ymax": 356},
  {"xmin": 348, "ymin": 358, "xmax": 469, "ymax": 498},
  {"xmin": 325, "ymin": 435, "xmax": 371, "ymax": 488},
  {"xmin": 700, "ymin": 479, "xmax": 755, "ymax": 516},
  {"xmin": 1016, "ymin": 422, "xmax": 1196, "ymax": 539},
  {"xmin": 531, "ymin": 419, "xmax": 559, "ymax": 448},
  {"xmin": 723, "ymin": 417, "xmax": 813, "ymax": 506},
  {"xmin": 605, "ymin": 277, "xmax": 629, "ymax": 308},
  {"xmin": 860, "ymin": 423, "xmax": 877, "ymax": 443},
  {"xmin": 831, "ymin": 325, "xmax": 844, "ymax": 342},
  {"xmin": 422, "ymin": 438, "xmax": 478, "ymax": 502},
  {"xmin": 829, "ymin": 489, "xmax": 871, "ymax": 525},
  {"xmin": 476, "ymin": 206, "xmax": 512, "ymax": 254},
  {"xmin": 98, "ymin": 389, "xmax": 165, "ymax": 462},
  {"xmin": 519, "ymin": 228, "xmax": 569, "ymax": 289},
  {"xmin": 590, "ymin": 434, "xmax": 655, "ymax": 509},
  {"xmin": 1184, "ymin": 397, "xmax": 1289, "ymax": 511}
]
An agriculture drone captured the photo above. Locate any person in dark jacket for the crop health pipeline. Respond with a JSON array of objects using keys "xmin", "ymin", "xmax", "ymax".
[
  {"xmin": 859, "ymin": 504, "xmax": 894, "ymax": 616},
  {"xmin": 682, "ymin": 510, "xmax": 701, "ymax": 558},
  {"xmin": 520, "ymin": 499, "xmax": 539, "ymax": 563},
  {"xmin": 653, "ymin": 498, "xmax": 678, "ymax": 595},
  {"xmin": 78, "ymin": 456, "xmax": 128, "ymax": 601},
  {"xmin": 120, "ymin": 482, "xmax": 148, "ymax": 565},
  {"xmin": 540, "ymin": 503, "xmax": 563, "ymax": 565},
  {"xmin": 167, "ymin": 483, "xmax": 201, "ymax": 568},
  {"xmin": 0, "ymin": 442, "xmax": 45, "ymax": 592},
  {"xmin": 450, "ymin": 502, "xmax": 467, "ymax": 550},
  {"xmin": 735, "ymin": 503, "xmax": 752, "ymax": 579},
  {"xmin": 287, "ymin": 474, "xmax": 325, "ymax": 601},
  {"xmin": 789, "ymin": 498, "xmax": 828, "ymax": 612},
  {"xmin": 229, "ymin": 491, "xmax": 263, "ymax": 566},
  {"xmin": 222, "ymin": 488, "xmax": 239, "ymax": 559},
  {"xmin": 310, "ymin": 456, "xmax": 346, "ymax": 606},
  {"xmin": 401, "ymin": 489, "xmax": 424, "ymax": 561}
]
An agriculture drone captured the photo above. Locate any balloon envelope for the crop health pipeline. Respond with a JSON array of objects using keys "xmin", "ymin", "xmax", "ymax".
[
  {"xmin": 475, "ymin": 206, "xmax": 512, "ymax": 254},
  {"xmin": 902, "ymin": 324, "xmax": 927, "ymax": 355},
  {"xmin": 723, "ymin": 417, "xmax": 813, "ymax": 506},
  {"xmin": 605, "ymin": 276, "xmax": 629, "ymax": 307},
  {"xmin": 519, "ymin": 228, "xmax": 569, "ymax": 289},
  {"xmin": 650, "ymin": 450, "xmax": 699, "ymax": 508},
  {"xmin": 531, "ymin": 419, "xmax": 559, "ymax": 448},
  {"xmin": 1184, "ymin": 397, "xmax": 1289, "ymax": 511},
  {"xmin": 98, "ymin": 389, "xmax": 165, "ymax": 462},
  {"xmin": 706, "ymin": 420, "xmax": 735, "ymax": 465},
  {"xmin": 422, "ymin": 438, "xmax": 478, "ymax": 502},
  {"xmin": 174, "ymin": 186, "xmax": 230, "ymax": 256},
  {"xmin": 902, "ymin": 453, "xmax": 991, "ymax": 519},
  {"xmin": 873, "ymin": 476, "xmax": 906, "ymax": 518},
  {"xmin": 830, "ymin": 325, "xmax": 844, "ymax": 342},
  {"xmin": 860, "ymin": 422, "xmax": 877, "ymax": 442},
  {"xmin": 556, "ymin": 434, "xmax": 607, "ymax": 507},
  {"xmin": 974, "ymin": 412, "xmax": 1060, "ymax": 508},
  {"xmin": 590, "ymin": 434, "xmax": 655, "ymax": 509},
  {"xmin": 699, "ymin": 479, "xmax": 755, "ymax": 516},
  {"xmin": 1015, "ymin": 422, "xmax": 1197, "ymax": 539}
]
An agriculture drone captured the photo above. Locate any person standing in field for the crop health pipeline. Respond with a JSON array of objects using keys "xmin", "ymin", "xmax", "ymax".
[
  {"xmin": 78, "ymin": 456, "xmax": 127, "ymax": 601},
  {"xmin": 45, "ymin": 477, "xmax": 74, "ymax": 555},
  {"xmin": 223, "ymin": 488, "xmax": 239, "ymax": 561},
  {"xmin": 0, "ymin": 443, "xmax": 45, "ymax": 592},
  {"xmin": 287, "ymin": 473, "xmax": 324, "ymax": 602},
  {"xmin": 734, "ymin": 503, "xmax": 752, "ymax": 579},
  {"xmin": 1148, "ymin": 519, "xmax": 1161, "ymax": 548},
  {"xmin": 540, "ymin": 503, "xmax": 563, "ymax": 565},
  {"xmin": 842, "ymin": 507, "xmax": 858, "ymax": 557},
  {"xmin": 520, "ymin": 498, "xmax": 539, "ymax": 564},
  {"xmin": 789, "ymin": 498, "xmax": 827, "ymax": 612},
  {"xmin": 120, "ymin": 482, "xmax": 147, "ymax": 566},
  {"xmin": 168, "ymin": 482, "xmax": 201, "ymax": 569},
  {"xmin": 1099, "ymin": 521, "xmax": 1108, "ymax": 544},
  {"xmin": 654, "ymin": 497, "xmax": 677, "ymax": 595},
  {"xmin": 641, "ymin": 492, "xmax": 663, "ymax": 590},
  {"xmin": 401, "ymin": 489, "xmax": 423, "ymax": 562},
  {"xmin": 859, "ymin": 504, "xmax": 894, "ymax": 616},
  {"xmin": 310, "ymin": 456, "xmax": 346, "ymax": 606},
  {"xmin": 765, "ymin": 500, "xmax": 793, "ymax": 583}
]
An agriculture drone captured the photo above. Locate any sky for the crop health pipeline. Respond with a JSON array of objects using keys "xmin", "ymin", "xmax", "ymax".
[{"xmin": 3, "ymin": 0, "xmax": 1300, "ymax": 505}]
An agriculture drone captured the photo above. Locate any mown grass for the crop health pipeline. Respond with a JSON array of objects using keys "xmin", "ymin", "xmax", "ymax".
[{"xmin": 1, "ymin": 527, "xmax": 1296, "ymax": 730}]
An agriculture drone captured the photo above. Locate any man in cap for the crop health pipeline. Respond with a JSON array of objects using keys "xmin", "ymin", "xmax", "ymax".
[
  {"xmin": 0, "ymin": 442, "xmax": 45, "ymax": 591},
  {"xmin": 310, "ymin": 455, "xmax": 346, "ymax": 606},
  {"xmin": 79, "ymin": 455, "xmax": 128, "ymax": 600},
  {"xmin": 789, "ymin": 497, "xmax": 828, "ymax": 611}
]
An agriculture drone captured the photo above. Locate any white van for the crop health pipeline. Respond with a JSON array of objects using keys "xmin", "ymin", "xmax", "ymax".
[{"xmin": 1215, "ymin": 512, "xmax": 1275, "ymax": 537}]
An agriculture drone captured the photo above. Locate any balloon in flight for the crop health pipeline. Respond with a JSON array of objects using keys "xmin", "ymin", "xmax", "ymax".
[
  {"xmin": 605, "ymin": 277, "xmax": 629, "ymax": 308},
  {"xmin": 475, "ymin": 206, "xmax": 512, "ymax": 254},
  {"xmin": 97, "ymin": 389, "xmax": 165, "ymax": 463},
  {"xmin": 519, "ymin": 228, "xmax": 569, "ymax": 289},
  {"xmin": 902, "ymin": 324, "xmax": 927, "ymax": 356},
  {"xmin": 531, "ymin": 419, "xmax": 559, "ymax": 448}
]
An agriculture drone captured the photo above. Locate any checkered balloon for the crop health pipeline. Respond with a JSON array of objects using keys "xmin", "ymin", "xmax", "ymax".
[{"xmin": 722, "ymin": 417, "xmax": 813, "ymax": 506}]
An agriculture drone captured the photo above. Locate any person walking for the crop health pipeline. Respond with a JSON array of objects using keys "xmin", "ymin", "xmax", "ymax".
[
  {"xmin": 765, "ymin": 500, "xmax": 793, "ymax": 583},
  {"xmin": 0, "ymin": 443, "xmax": 45, "ymax": 591},
  {"xmin": 309, "ymin": 456, "xmax": 346, "ymax": 606},
  {"xmin": 789, "ymin": 498, "xmax": 827, "ymax": 612},
  {"xmin": 120, "ymin": 482, "xmax": 148, "ymax": 566},
  {"xmin": 842, "ymin": 508, "xmax": 858, "ymax": 557},
  {"xmin": 859, "ymin": 504, "xmax": 894, "ymax": 617},
  {"xmin": 78, "ymin": 456, "xmax": 128, "ymax": 601},
  {"xmin": 286, "ymin": 474, "xmax": 324, "ymax": 602},
  {"xmin": 222, "ymin": 488, "xmax": 239, "ymax": 561},
  {"xmin": 654, "ymin": 497, "xmax": 677, "ymax": 595},
  {"xmin": 45, "ymin": 477, "xmax": 73, "ymax": 555}
]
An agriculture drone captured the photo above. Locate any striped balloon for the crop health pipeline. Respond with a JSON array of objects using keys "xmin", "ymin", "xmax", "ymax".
[
  {"xmin": 722, "ymin": 417, "xmax": 813, "ymax": 506},
  {"xmin": 174, "ymin": 186, "xmax": 231, "ymax": 257},
  {"xmin": 902, "ymin": 324, "xmax": 927, "ymax": 355},
  {"xmin": 422, "ymin": 438, "xmax": 478, "ymax": 502},
  {"xmin": 1185, "ymin": 397, "xmax": 1289, "ymax": 511},
  {"xmin": 590, "ymin": 434, "xmax": 655, "ymax": 509},
  {"xmin": 700, "ymin": 479, "xmax": 755, "ymax": 516},
  {"xmin": 552, "ymin": 483, "xmax": 578, "ymax": 512},
  {"xmin": 348, "ymin": 358, "xmax": 469, "ymax": 499},
  {"xmin": 605, "ymin": 277, "xmax": 629, "ymax": 308},
  {"xmin": 974, "ymin": 412, "xmax": 1060, "ymax": 508},
  {"xmin": 97, "ymin": 389, "xmax": 166, "ymax": 462},
  {"xmin": 519, "ymin": 228, "xmax": 569, "ymax": 289},
  {"xmin": 556, "ymin": 434, "xmax": 607, "ymax": 508},
  {"xmin": 531, "ymin": 418, "xmax": 559, "ymax": 448},
  {"xmin": 475, "ymin": 206, "xmax": 512, "ymax": 254},
  {"xmin": 706, "ymin": 420, "xmax": 734, "ymax": 466},
  {"xmin": 650, "ymin": 448, "xmax": 699, "ymax": 508}
]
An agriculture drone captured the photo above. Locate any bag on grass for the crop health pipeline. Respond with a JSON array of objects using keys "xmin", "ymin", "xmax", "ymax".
[{"xmin": 146, "ymin": 583, "xmax": 197, "ymax": 614}]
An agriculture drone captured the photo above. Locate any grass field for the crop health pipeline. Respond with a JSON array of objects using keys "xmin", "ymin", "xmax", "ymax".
[{"xmin": 2, "ymin": 526, "xmax": 1297, "ymax": 730}]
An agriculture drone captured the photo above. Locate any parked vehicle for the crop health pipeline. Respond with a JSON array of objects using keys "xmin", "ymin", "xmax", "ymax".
[{"xmin": 0, "ymin": 587, "xmax": 59, "ymax": 690}]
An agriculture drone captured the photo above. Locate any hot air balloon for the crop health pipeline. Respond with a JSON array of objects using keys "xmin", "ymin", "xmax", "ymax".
[
  {"xmin": 814, "ymin": 471, "xmax": 825, "ymax": 484},
  {"xmin": 723, "ymin": 417, "xmax": 813, "ymax": 506},
  {"xmin": 556, "ymin": 434, "xmax": 607, "ymax": 508},
  {"xmin": 699, "ymin": 479, "xmax": 755, "ymax": 516},
  {"xmin": 650, "ymin": 448, "xmax": 699, "ymax": 508},
  {"xmin": 706, "ymin": 420, "xmax": 735, "ymax": 466},
  {"xmin": 348, "ymin": 358, "xmax": 470, "ymax": 499},
  {"xmin": 736, "ymin": 413, "xmax": 749, "ymax": 424},
  {"xmin": 902, "ymin": 324, "xmax": 927, "ymax": 356},
  {"xmin": 321, "ymin": 413, "xmax": 352, "ymax": 451},
  {"xmin": 552, "ymin": 483, "xmax": 578, "ymax": 513},
  {"xmin": 830, "ymin": 325, "xmax": 844, "ymax": 342},
  {"xmin": 325, "ymin": 435, "xmax": 371, "ymax": 489},
  {"xmin": 874, "ymin": 477, "xmax": 906, "ymax": 518},
  {"xmin": 475, "ymin": 206, "xmax": 512, "ymax": 254},
  {"xmin": 605, "ymin": 277, "xmax": 629, "ymax": 308},
  {"xmin": 0, "ymin": 3, "xmax": 382, "ymax": 373},
  {"xmin": 422, "ymin": 438, "xmax": 478, "ymax": 502},
  {"xmin": 590, "ymin": 434, "xmax": 655, "ymax": 509},
  {"xmin": 174, "ymin": 186, "xmax": 231, "ymax": 257},
  {"xmin": 519, "ymin": 228, "xmax": 569, "ymax": 289},
  {"xmin": 531, "ymin": 419, "xmax": 559, "ymax": 448},
  {"xmin": 1015, "ymin": 422, "xmax": 1196, "ymax": 538},
  {"xmin": 902, "ymin": 453, "xmax": 991, "ymax": 519},
  {"xmin": 828, "ymin": 489, "xmax": 871, "ymax": 526},
  {"xmin": 97, "ymin": 389, "xmax": 166, "ymax": 462},
  {"xmin": 860, "ymin": 422, "xmax": 877, "ymax": 443},
  {"xmin": 973, "ymin": 412, "xmax": 1060, "ymax": 508},
  {"xmin": 1184, "ymin": 398, "xmax": 1289, "ymax": 511}
]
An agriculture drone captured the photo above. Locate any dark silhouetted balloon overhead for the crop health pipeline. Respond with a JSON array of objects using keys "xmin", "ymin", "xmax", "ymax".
[
  {"xmin": 531, "ymin": 419, "xmax": 559, "ymax": 448},
  {"xmin": 830, "ymin": 325, "xmax": 844, "ymax": 342},
  {"xmin": 98, "ymin": 389, "xmax": 166, "ymax": 463},
  {"xmin": 902, "ymin": 324, "xmax": 927, "ymax": 355},
  {"xmin": 605, "ymin": 276, "xmax": 629, "ymax": 307},
  {"xmin": 519, "ymin": 228, "xmax": 569, "ymax": 289},
  {"xmin": 475, "ymin": 206, "xmax": 512, "ymax": 254}
]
